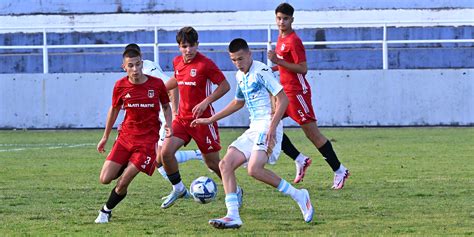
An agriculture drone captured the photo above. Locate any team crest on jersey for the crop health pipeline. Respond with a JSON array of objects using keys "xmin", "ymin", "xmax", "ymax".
[
  {"xmin": 281, "ymin": 43, "xmax": 286, "ymax": 51},
  {"xmin": 190, "ymin": 69, "xmax": 197, "ymax": 77},
  {"xmin": 148, "ymin": 90, "xmax": 155, "ymax": 98}
]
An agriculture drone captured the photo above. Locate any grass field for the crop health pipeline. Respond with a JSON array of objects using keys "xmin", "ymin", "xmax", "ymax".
[{"xmin": 0, "ymin": 127, "xmax": 473, "ymax": 236}]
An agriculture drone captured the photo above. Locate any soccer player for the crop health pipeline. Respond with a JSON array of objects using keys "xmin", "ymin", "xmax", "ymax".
[
  {"xmin": 160, "ymin": 26, "xmax": 232, "ymax": 208},
  {"xmin": 123, "ymin": 43, "xmax": 203, "ymax": 180},
  {"xmin": 192, "ymin": 38, "xmax": 314, "ymax": 229},
  {"xmin": 267, "ymin": 3, "xmax": 350, "ymax": 189},
  {"xmin": 94, "ymin": 47, "xmax": 172, "ymax": 223}
]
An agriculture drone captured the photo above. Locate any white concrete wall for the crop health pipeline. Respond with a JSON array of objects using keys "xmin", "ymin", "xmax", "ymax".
[{"xmin": 0, "ymin": 69, "xmax": 473, "ymax": 128}]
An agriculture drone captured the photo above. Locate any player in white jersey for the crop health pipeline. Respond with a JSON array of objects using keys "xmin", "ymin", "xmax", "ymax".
[
  {"xmin": 124, "ymin": 44, "xmax": 203, "ymax": 180},
  {"xmin": 191, "ymin": 38, "xmax": 313, "ymax": 229}
]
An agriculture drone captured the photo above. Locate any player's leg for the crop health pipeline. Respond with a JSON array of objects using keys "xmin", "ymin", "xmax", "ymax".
[
  {"xmin": 175, "ymin": 149, "xmax": 203, "ymax": 163},
  {"xmin": 156, "ymin": 123, "xmax": 203, "ymax": 179},
  {"xmin": 95, "ymin": 162, "xmax": 140, "ymax": 224},
  {"xmin": 247, "ymin": 150, "xmax": 314, "ymax": 223},
  {"xmin": 300, "ymin": 121, "xmax": 349, "ymax": 189},
  {"xmin": 95, "ymin": 141, "xmax": 131, "ymax": 223},
  {"xmin": 284, "ymin": 93, "xmax": 316, "ymax": 183},
  {"xmin": 281, "ymin": 133, "xmax": 313, "ymax": 183},
  {"xmin": 209, "ymin": 147, "xmax": 246, "ymax": 229},
  {"xmin": 191, "ymin": 121, "xmax": 222, "ymax": 178},
  {"xmin": 160, "ymin": 136, "xmax": 190, "ymax": 208},
  {"xmin": 201, "ymin": 151, "xmax": 222, "ymax": 179},
  {"xmin": 99, "ymin": 161, "xmax": 124, "ymax": 184},
  {"xmin": 156, "ymin": 145, "xmax": 203, "ymax": 180},
  {"xmin": 99, "ymin": 141, "xmax": 130, "ymax": 184}
]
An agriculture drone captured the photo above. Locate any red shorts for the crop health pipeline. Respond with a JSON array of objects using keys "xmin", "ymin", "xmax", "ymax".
[
  {"xmin": 285, "ymin": 91, "xmax": 317, "ymax": 125},
  {"xmin": 172, "ymin": 118, "xmax": 221, "ymax": 154},
  {"xmin": 106, "ymin": 137, "xmax": 157, "ymax": 176}
]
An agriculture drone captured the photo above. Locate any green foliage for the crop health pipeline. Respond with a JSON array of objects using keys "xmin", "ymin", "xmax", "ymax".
[{"xmin": 0, "ymin": 128, "xmax": 473, "ymax": 236}]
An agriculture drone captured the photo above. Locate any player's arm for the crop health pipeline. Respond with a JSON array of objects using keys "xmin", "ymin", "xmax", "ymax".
[
  {"xmin": 267, "ymin": 90, "xmax": 288, "ymax": 144},
  {"xmin": 165, "ymin": 77, "xmax": 179, "ymax": 117},
  {"xmin": 97, "ymin": 106, "xmax": 120, "ymax": 153},
  {"xmin": 161, "ymin": 102, "xmax": 173, "ymax": 137},
  {"xmin": 191, "ymin": 99, "xmax": 244, "ymax": 127},
  {"xmin": 268, "ymin": 49, "xmax": 307, "ymax": 74},
  {"xmin": 192, "ymin": 79, "xmax": 230, "ymax": 118},
  {"xmin": 168, "ymin": 87, "xmax": 179, "ymax": 118}
]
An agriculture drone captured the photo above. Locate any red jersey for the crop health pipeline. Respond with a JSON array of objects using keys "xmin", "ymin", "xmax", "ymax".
[
  {"xmin": 112, "ymin": 75, "xmax": 170, "ymax": 143},
  {"xmin": 275, "ymin": 31, "xmax": 311, "ymax": 94},
  {"xmin": 173, "ymin": 52, "xmax": 226, "ymax": 120}
]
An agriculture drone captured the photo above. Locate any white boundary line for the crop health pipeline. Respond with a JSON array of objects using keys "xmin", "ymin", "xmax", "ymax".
[{"xmin": 0, "ymin": 143, "xmax": 95, "ymax": 152}]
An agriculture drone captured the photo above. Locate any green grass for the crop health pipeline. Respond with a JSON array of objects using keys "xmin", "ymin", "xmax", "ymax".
[{"xmin": 0, "ymin": 127, "xmax": 473, "ymax": 236}]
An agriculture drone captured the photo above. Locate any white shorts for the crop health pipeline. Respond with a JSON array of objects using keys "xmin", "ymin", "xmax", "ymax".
[{"xmin": 229, "ymin": 120, "xmax": 283, "ymax": 165}]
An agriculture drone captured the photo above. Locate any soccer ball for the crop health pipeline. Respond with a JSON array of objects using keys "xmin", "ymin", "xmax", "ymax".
[{"xmin": 189, "ymin": 176, "xmax": 217, "ymax": 204}]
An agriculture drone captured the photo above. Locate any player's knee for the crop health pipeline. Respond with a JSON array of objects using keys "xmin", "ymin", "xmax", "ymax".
[
  {"xmin": 218, "ymin": 159, "xmax": 228, "ymax": 172},
  {"xmin": 99, "ymin": 175, "xmax": 112, "ymax": 184},
  {"xmin": 247, "ymin": 165, "xmax": 261, "ymax": 179}
]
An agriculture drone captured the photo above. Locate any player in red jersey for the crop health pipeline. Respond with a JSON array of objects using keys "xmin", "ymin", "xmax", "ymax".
[
  {"xmin": 94, "ymin": 47, "xmax": 173, "ymax": 223},
  {"xmin": 268, "ymin": 3, "xmax": 350, "ymax": 189},
  {"xmin": 160, "ymin": 26, "xmax": 231, "ymax": 208}
]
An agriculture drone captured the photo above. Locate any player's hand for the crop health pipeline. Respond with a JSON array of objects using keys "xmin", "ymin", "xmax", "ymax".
[
  {"xmin": 267, "ymin": 50, "xmax": 279, "ymax": 64},
  {"xmin": 190, "ymin": 118, "xmax": 212, "ymax": 127},
  {"xmin": 97, "ymin": 137, "xmax": 108, "ymax": 153},
  {"xmin": 265, "ymin": 127, "xmax": 277, "ymax": 148},
  {"xmin": 192, "ymin": 100, "xmax": 209, "ymax": 118}
]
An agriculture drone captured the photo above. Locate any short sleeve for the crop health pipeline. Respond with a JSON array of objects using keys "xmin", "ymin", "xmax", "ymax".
[
  {"xmin": 257, "ymin": 66, "xmax": 283, "ymax": 96},
  {"xmin": 291, "ymin": 37, "xmax": 307, "ymax": 64},
  {"xmin": 111, "ymin": 83, "xmax": 123, "ymax": 108},
  {"xmin": 234, "ymin": 85, "xmax": 245, "ymax": 101},
  {"xmin": 205, "ymin": 59, "xmax": 226, "ymax": 85},
  {"xmin": 157, "ymin": 79, "xmax": 170, "ymax": 105}
]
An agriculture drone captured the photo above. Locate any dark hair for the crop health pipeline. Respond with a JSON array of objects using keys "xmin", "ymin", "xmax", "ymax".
[
  {"xmin": 176, "ymin": 26, "xmax": 198, "ymax": 45},
  {"xmin": 122, "ymin": 48, "xmax": 141, "ymax": 58},
  {"xmin": 125, "ymin": 43, "xmax": 141, "ymax": 53},
  {"xmin": 275, "ymin": 3, "xmax": 294, "ymax": 16},
  {"xmin": 228, "ymin": 38, "xmax": 249, "ymax": 53}
]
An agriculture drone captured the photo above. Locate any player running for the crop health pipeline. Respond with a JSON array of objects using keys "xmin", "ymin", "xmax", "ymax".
[
  {"xmin": 268, "ymin": 3, "xmax": 350, "ymax": 189},
  {"xmin": 193, "ymin": 38, "xmax": 314, "ymax": 229}
]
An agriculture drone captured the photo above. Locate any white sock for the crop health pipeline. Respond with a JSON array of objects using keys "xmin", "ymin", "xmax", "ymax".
[
  {"xmin": 103, "ymin": 205, "xmax": 111, "ymax": 212},
  {"xmin": 335, "ymin": 164, "xmax": 347, "ymax": 175},
  {"xmin": 277, "ymin": 179, "xmax": 299, "ymax": 200},
  {"xmin": 295, "ymin": 153, "xmax": 307, "ymax": 164},
  {"xmin": 225, "ymin": 193, "xmax": 240, "ymax": 219},
  {"xmin": 172, "ymin": 181, "xmax": 185, "ymax": 192},
  {"xmin": 175, "ymin": 150, "xmax": 202, "ymax": 163},
  {"xmin": 157, "ymin": 166, "xmax": 168, "ymax": 179}
]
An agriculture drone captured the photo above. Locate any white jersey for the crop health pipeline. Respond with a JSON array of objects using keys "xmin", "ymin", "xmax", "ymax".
[
  {"xmin": 143, "ymin": 60, "xmax": 170, "ymax": 82},
  {"xmin": 230, "ymin": 60, "xmax": 284, "ymax": 163},
  {"xmin": 142, "ymin": 60, "xmax": 171, "ymax": 145},
  {"xmin": 235, "ymin": 60, "xmax": 283, "ymax": 121}
]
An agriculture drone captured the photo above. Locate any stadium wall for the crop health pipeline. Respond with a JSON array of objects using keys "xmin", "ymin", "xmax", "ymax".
[
  {"xmin": 1, "ymin": 69, "xmax": 472, "ymax": 129},
  {"xmin": 1, "ymin": 0, "xmax": 473, "ymax": 15}
]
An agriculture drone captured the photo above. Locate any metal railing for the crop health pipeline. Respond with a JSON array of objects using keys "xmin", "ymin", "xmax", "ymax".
[{"xmin": 0, "ymin": 20, "xmax": 473, "ymax": 73}]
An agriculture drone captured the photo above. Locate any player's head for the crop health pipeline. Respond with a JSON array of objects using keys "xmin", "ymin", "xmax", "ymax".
[
  {"xmin": 124, "ymin": 43, "xmax": 141, "ymax": 54},
  {"xmin": 275, "ymin": 3, "xmax": 294, "ymax": 32},
  {"xmin": 122, "ymin": 48, "xmax": 143, "ymax": 81},
  {"xmin": 228, "ymin": 38, "xmax": 252, "ymax": 73},
  {"xmin": 176, "ymin": 26, "xmax": 199, "ymax": 63}
]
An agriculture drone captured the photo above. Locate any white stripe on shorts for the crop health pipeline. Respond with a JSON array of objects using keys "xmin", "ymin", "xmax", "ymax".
[
  {"xmin": 296, "ymin": 94, "xmax": 310, "ymax": 113},
  {"xmin": 208, "ymin": 124, "xmax": 218, "ymax": 141}
]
